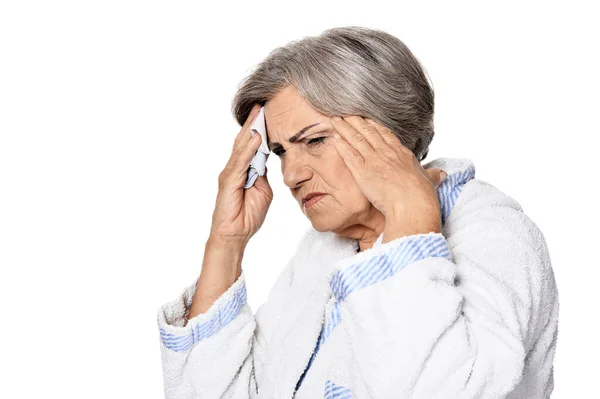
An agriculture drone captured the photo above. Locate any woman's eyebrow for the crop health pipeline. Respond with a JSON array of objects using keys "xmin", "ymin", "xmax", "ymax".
[{"xmin": 268, "ymin": 122, "xmax": 322, "ymax": 151}]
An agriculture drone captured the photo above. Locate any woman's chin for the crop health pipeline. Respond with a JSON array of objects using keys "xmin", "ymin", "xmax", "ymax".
[
  {"xmin": 310, "ymin": 222, "xmax": 331, "ymax": 232},
  {"xmin": 306, "ymin": 214, "xmax": 340, "ymax": 232},
  {"xmin": 302, "ymin": 198, "xmax": 343, "ymax": 232}
]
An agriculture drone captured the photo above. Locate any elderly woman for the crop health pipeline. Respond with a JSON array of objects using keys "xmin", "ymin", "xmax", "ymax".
[{"xmin": 157, "ymin": 26, "xmax": 558, "ymax": 398}]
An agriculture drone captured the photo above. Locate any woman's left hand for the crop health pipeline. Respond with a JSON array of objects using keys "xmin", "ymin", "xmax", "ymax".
[{"xmin": 330, "ymin": 115, "xmax": 447, "ymax": 239}]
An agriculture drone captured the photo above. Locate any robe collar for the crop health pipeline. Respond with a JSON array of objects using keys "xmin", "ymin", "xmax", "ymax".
[{"xmin": 257, "ymin": 157, "xmax": 476, "ymax": 398}]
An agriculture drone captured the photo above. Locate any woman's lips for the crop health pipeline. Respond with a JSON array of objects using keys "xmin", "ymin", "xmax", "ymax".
[{"xmin": 303, "ymin": 194, "xmax": 325, "ymax": 210}]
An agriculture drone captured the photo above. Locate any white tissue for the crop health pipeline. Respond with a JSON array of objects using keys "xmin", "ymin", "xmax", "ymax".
[{"xmin": 244, "ymin": 106, "xmax": 270, "ymax": 189}]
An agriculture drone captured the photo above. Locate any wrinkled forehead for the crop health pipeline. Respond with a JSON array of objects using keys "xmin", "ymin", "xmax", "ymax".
[
  {"xmin": 263, "ymin": 86, "xmax": 327, "ymax": 142},
  {"xmin": 265, "ymin": 107, "xmax": 312, "ymax": 140},
  {"xmin": 264, "ymin": 113, "xmax": 333, "ymax": 153}
]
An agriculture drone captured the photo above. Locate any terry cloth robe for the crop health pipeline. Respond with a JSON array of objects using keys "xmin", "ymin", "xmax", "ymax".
[{"xmin": 157, "ymin": 157, "xmax": 559, "ymax": 399}]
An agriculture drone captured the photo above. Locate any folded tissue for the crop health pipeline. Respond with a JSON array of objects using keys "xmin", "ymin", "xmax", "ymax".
[{"xmin": 244, "ymin": 106, "xmax": 270, "ymax": 189}]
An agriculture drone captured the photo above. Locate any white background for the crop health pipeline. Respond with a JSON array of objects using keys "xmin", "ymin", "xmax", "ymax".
[{"xmin": 0, "ymin": 1, "xmax": 597, "ymax": 397}]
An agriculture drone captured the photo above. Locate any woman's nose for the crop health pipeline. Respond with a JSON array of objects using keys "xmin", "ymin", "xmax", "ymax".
[{"xmin": 281, "ymin": 152, "xmax": 312, "ymax": 189}]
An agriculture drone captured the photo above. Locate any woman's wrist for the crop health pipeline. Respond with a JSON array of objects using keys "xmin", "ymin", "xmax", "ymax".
[
  {"xmin": 200, "ymin": 236, "xmax": 245, "ymax": 288},
  {"xmin": 206, "ymin": 234, "xmax": 247, "ymax": 254},
  {"xmin": 186, "ymin": 237, "xmax": 245, "ymax": 322},
  {"xmin": 382, "ymin": 218, "xmax": 441, "ymax": 244},
  {"xmin": 206, "ymin": 235, "xmax": 245, "ymax": 275}
]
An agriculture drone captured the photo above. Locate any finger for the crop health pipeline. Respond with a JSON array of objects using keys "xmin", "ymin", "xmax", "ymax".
[
  {"xmin": 364, "ymin": 118, "xmax": 403, "ymax": 149},
  {"xmin": 331, "ymin": 132, "xmax": 365, "ymax": 173},
  {"xmin": 331, "ymin": 116, "xmax": 375, "ymax": 157},
  {"xmin": 230, "ymin": 132, "xmax": 263, "ymax": 174},
  {"xmin": 251, "ymin": 168, "xmax": 273, "ymax": 198},
  {"xmin": 234, "ymin": 103, "xmax": 263, "ymax": 149},
  {"xmin": 242, "ymin": 103, "xmax": 262, "ymax": 132},
  {"xmin": 344, "ymin": 115, "xmax": 389, "ymax": 152}
]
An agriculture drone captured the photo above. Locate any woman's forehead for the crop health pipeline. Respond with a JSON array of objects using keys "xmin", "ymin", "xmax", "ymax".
[
  {"xmin": 264, "ymin": 113, "xmax": 330, "ymax": 148},
  {"xmin": 264, "ymin": 86, "xmax": 324, "ymax": 138}
]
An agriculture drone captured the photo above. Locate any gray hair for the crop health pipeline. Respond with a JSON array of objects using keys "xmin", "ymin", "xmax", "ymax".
[{"xmin": 231, "ymin": 26, "xmax": 435, "ymax": 162}]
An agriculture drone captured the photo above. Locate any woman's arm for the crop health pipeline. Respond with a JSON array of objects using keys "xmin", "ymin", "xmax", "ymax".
[
  {"xmin": 157, "ymin": 237, "xmax": 296, "ymax": 399},
  {"xmin": 186, "ymin": 237, "xmax": 244, "ymax": 322},
  {"xmin": 321, "ymin": 180, "xmax": 559, "ymax": 398},
  {"xmin": 157, "ymin": 237, "xmax": 257, "ymax": 399},
  {"xmin": 156, "ymin": 103, "xmax": 279, "ymax": 398}
]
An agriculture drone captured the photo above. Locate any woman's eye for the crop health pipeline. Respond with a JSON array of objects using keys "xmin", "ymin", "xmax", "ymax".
[
  {"xmin": 272, "ymin": 136, "xmax": 326, "ymax": 157},
  {"xmin": 306, "ymin": 137, "xmax": 326, "ymax": 146}
]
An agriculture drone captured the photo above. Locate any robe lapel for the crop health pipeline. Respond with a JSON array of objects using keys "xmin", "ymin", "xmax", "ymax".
[
  {"xmin": 257, "ymin": 156, "xmax": 475, "ymax": 398},
  {"xmin": 258, "ymin": 229, "xmax": 358, "ymax": 398}
]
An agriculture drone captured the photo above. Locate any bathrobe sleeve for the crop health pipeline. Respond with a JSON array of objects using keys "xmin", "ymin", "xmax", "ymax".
[
  {"xmin": 157, "ymin": 258, "xmax": 295, "ymax": 399},
  {"xmin": 328, "ymin": 203, "xmax": 558, "ymax": 398}
]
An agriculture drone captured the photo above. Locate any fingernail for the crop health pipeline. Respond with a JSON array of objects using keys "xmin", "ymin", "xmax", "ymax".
[{"xmin": 439, "ymin": 170, "xmax": 448, "ymax": 182}]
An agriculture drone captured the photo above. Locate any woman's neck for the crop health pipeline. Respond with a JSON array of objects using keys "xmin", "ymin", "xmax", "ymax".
[{"xmin": 335, "ymin": 206, "xmax": 387, "ymax": 253}]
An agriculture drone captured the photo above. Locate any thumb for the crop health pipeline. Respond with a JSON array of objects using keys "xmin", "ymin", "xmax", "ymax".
[
  {"xmin": 253, "ymin": 168, "xmax": 272, "ymax": 194},
  {"xmin": 425, "ymin": 168, "xmax": 447, "ymax": 188}
]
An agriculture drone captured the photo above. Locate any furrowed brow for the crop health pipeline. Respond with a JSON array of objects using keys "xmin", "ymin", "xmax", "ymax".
[{"xmin": 268, "ymin": 122, "xmax": 322, "ymax": 151}]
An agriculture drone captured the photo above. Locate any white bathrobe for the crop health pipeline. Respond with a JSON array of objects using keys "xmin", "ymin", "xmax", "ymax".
[{"xmin": 157, "ymin": 157, "xmax": 559, "ymax": 399}]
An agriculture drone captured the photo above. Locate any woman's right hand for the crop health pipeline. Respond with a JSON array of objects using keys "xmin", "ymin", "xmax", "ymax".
[{"xmin": 209, "ymin": 103, "xmax": 273, "ymax": 249}]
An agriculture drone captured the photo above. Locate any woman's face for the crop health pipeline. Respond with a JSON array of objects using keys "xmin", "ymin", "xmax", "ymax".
[{"xmin": 264, "ymin": 86, "xmax": 374, "ymax": 233}]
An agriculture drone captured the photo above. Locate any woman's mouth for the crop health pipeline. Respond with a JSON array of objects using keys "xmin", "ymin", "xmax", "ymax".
[{"xmin": 303, "ymin": 194, "xmax": 326, "ymax": 210}]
